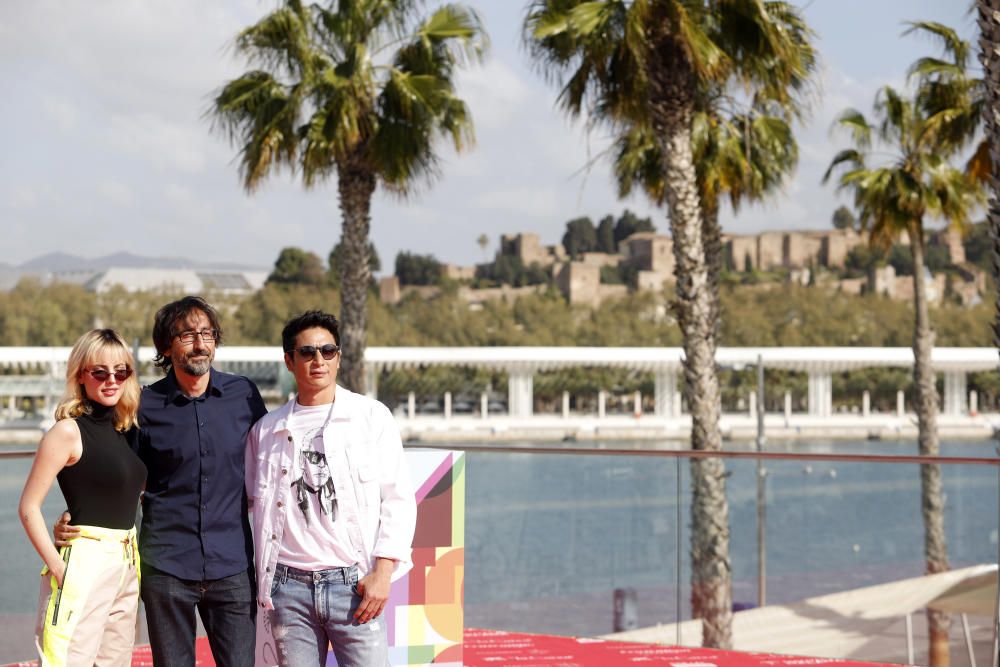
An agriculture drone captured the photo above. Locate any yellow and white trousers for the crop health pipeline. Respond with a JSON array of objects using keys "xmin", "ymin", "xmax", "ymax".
[{"xmin": 34, "ymin": 525, "xmax": 140, "ymax": 667}]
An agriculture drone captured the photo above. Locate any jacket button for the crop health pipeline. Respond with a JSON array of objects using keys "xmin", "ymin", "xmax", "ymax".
[
  {"xmin": 281, "ymin": 468, "xmax": 287, "ymax": 475},
  {"xmin": 266, "ymin": 567, "xmax": 271, "ymax": 573},
  {"xmin": 287, "ymin": 436, "xmax": 293, "ymax": 442},
  {"xmin": 277, "ymin": 501, "xmax": 283, "ymax": 508},
  {"xmin": 272, "ymin": 534, "xmax": 277, "ymax": 540}
]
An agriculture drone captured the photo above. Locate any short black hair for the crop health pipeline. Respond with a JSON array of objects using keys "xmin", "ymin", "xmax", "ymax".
[
  {"xmin": 281, "ymin": 310, "xmax": 340, "ymax": 352},
  {"xmin": 152, "ymin": 296, "xmax": 223, "ymax": 370}
]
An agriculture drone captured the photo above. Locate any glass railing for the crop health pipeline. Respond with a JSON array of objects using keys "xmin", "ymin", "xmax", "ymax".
[{"xmin": 1, "ymin": 440, "xmax": 997, "ymax": 666}]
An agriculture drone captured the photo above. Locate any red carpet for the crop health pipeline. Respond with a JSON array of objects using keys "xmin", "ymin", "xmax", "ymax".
[
  {"xmin": 4, "ymin": 629, "xmax": 902, "ymax": 666},
  {"xmin": 463, "ymin": 628, "xmax": 901, "ymax": 666}
]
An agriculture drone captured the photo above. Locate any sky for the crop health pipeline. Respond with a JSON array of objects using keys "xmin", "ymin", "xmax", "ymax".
[{"xmin": 0, "ymin": 1, "xmax": 976, "ymax": 273}]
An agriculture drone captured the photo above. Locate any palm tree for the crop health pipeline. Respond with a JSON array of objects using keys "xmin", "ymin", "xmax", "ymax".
[
  {"xmin": 210, "ymin": 0, "xmax": 487, "ymax": 392},
  {"xmin": 524, "ymin": 0, "xmax": 815, "ymax": 648},
  {"xmin": 615, "ymin": 103, "xmax": 800, "ymax": 322},
  {"xmin": 974, "ymin": 5, "xmax": 1000, "ymax": 357},
  {"xmin": 824, "ymin": 85, "xmax": 981, "ymax": 667}
]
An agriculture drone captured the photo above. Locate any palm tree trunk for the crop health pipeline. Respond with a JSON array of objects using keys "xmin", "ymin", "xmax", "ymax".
[
  {"xmin": 702, "ymin": 202, "xmax": 722, "ymax": 354},
  {"xmin": 336, "ymin": 157, "xmax": 376, "ymax": 394},
  {"xmin": 977, "ymin": 1, "xmax": 1000, "ymax": 357},
  {"xmin": 909, "ymin": 225, "xmax": 951, "ymax": 667},
  {"xmin": 649, "ymin": 63, "xmax": 732, "ymax": 648}
]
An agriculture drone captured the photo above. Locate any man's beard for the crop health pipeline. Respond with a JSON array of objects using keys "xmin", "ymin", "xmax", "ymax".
[{"xmin": 180, "ymin": 351, "xmax": 212, "ymax": 376}]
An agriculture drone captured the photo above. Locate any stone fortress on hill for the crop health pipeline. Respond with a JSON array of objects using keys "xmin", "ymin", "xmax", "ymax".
[{"xmin": 380, "ymin": 226, "xmax": 985, "ymax": 308}]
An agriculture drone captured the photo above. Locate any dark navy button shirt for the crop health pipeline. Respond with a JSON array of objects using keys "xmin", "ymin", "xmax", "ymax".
[{"xmin": 136, "ymin": 368, "xmax": 267, "ymax": 581}]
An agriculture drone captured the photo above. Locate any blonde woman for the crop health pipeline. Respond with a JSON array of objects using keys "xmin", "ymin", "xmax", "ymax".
[{"xmin": 19, "ymin": 329, "xmax": 146, "ymax": 667}]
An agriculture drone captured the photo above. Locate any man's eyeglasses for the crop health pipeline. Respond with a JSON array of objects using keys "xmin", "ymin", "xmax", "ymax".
[
  {"xmin": 85, "ymin": 367, "xmax": 133, "ymax": 383},
  {"xmin": 292, "ymin": 344, "xmax": 340, "ymax": 361},
  {"xmin": 174, "ymin": 329, "xmax": 219, "ymax": 345}
]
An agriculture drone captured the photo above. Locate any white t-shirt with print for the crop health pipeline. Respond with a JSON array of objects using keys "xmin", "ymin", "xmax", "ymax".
[{"xmin": 276, "ymin": 400, "xmax": 356, "ymax": 570}]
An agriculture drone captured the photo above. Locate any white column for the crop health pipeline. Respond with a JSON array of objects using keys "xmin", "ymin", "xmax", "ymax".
[
  {"xmin": 407, "ymin": 392, "xmax": 416, "ymax": 420},
  {"xmin": 633, "ymin": 391, "xmax": 642, "ymax": 417},
  {"xmin": 364, "ymin": 365, "xmax": 377, "ymax": 399},
  {"xmin": 480, "ymin": 391, "xmax": 489, "ymax": 419},
  {"xmin": 807, "ymin": 371, "xmax": 832, "ymax": 417},
  {"xmin": 508, "ymin": 369, "xmax": 534, "ymax": 418},
  {"xmin": 862, "ymin": 391, "xmax": 870, "ymax": 417},
  {"xmin": 444, "ymin": 391, "xmax": 452, "ymax": 420},
  {"xmin": 784, "ymin": 392, "xmax": 792, "ymax": 420},
  {"xmin": 970, "ymin": 390, "xmax": 978, "ymax": 415},
  {"xmin": 897, "ymin": 390, "xmax": 905, "ymax": 417},
  {"xmin": 598, "ymin": 390, "xmax": 607, "ymax": 419},
  {"xmin": 748, "ymin": 391, "xmax": 757, "ymax": 419},
  {"xmin": 562, "ymin": 391, "xmax": 570, "ymax": 419},
  {"xmin": 943, "ymin": 371, "xmax": 968, "ymax": 416},
  {"xmin": 654, "ymin": 370, "xmax": 678, "ymax": 418}
]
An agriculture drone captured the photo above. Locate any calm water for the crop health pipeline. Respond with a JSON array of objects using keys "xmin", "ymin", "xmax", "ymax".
[{"xmin": 1, "ymin": 438, "xmax": 998, "ymax": 661}]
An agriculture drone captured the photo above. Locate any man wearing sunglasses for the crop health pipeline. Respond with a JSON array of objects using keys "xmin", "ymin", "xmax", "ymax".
[
  {"xmin": 56, "ymin": 296, "xmax": 267, "ymax": 667},
  {"xmin": 245, "ymin": 310, "xmax": 415, "ymax": 667}
]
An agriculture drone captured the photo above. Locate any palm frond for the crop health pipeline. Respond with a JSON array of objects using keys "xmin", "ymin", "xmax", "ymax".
[
  {"xmin": 831, "ymin": 109, "xmax": 872, "ymax": 149},
  {"xmin": 903, "ymin": 21, "xmax": 969, "ymax": 70}
]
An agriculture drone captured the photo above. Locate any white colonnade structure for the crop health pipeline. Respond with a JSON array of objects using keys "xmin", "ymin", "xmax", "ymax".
[{"xmin": 0, "ymin": 346, "xmax": 996, "ymax": 422}]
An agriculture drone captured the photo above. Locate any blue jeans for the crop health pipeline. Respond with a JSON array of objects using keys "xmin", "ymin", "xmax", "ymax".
[
  {"xmin": 140, "ymin": 564, "xmax": 256, "ymax": 667},
  {"xmin": 268, "ymin": 563, "xmax": 388, "ymax": 667}
]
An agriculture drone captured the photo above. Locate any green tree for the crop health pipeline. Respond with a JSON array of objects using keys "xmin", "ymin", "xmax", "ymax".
[
  {"xmin": 832, "ymin": 205, "xmax": 857, "ymax": 230},
  {"xmin": 268, "ymin": 247, "xmax": 326, "ymax": 286},
  {"xmin": 613, "ymin": 209, "xmax": 655, "ymax": 245},
  {"xmin": 328, "ymin": 240, "xmax": 380, "ymax": 286},
  {"xmin": 210, "ymin": 0, "xmax": 487, "ymax": 391},
  {"xmin": 596, "ymin": 215, "xmax": 616, "ymax": 253},
  {"xmin": 395, "ymin": 251, "xmax": 444, "ymax": 285},
  {"xmin": 476, "ymin": 233, "xmax": 490, "ymax": 261},
  {"xmin": 525, "ymin": 0, "xmax": 816, "ymax": 648},
  {"xmin": 824, "ymin": 83, "xmax": 981, "ymax": 666},
  {"xmin": 561, "ymin": 216, "xmax": 597, "ymax": 258},
  {"xmin": 888, "ymin": 243, "xmax": 950, "ymax": 276},
  {"xmin": 962, "ymin": 221, "xmax": 992, "ymax": 272}
]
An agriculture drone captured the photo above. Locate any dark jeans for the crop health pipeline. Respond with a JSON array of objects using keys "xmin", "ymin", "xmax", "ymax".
[{"xmin": 140, "ymin": 564, "xmax": 256, "ymax": 667}]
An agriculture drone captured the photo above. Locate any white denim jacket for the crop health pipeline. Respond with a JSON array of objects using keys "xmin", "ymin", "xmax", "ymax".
[{"xmin": 245, "ymin": 386, "xmax": 416, "ymax": 610}]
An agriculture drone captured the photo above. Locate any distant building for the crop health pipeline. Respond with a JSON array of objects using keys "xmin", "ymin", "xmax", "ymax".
[
  {"xmin": 442, "ymin": 264, "xmax": 476, "ymax": 281},
  {"xmin": 621, "ymin": 232, "xmax": 673, "ymax": 274},
  {"xmin": 50, "ymin": 267, "xmax": 267, "ymax": 295},
  {"xmin": 379, "ymin": 276, "xmax": 402, "ymax": 305},
  {"xmin": 930, "ymin": 228, "xmax": 966, "ymax": 265},
  {"xmin": 499, "ymin": 233, "xmax": 565, "ymax": 267},
  {"xmin": 723, "ymin": 229, "xmax": 862, "ymax": 271},
  {"xmin": 556, "ymin": 262, "xmax": 600, "ymax": 306}
]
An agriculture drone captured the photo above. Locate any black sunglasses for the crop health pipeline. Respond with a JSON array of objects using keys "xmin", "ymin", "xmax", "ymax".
[
  {"xmin": 292, "ymin": 344, "xmax": 340, "ymax": 361},
  {"xmin": 86, "ymin": 367, "xmax": 133, "ymax": 383}
]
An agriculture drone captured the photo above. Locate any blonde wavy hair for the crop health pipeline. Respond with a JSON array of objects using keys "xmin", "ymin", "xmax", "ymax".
[{"xmin": 54, "ymin": 329, "xmax": 140, "ymax": 432}]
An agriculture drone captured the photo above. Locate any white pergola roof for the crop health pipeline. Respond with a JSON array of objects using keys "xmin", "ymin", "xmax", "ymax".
[{"xmin": 0, "ymin": 346, "xmax": 997, "ymax": 373}]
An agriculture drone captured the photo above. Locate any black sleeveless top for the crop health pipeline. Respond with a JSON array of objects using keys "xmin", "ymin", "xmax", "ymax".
[{"xmin": 57, "ymin": 403, "xmax": 147, "ymax": 529}]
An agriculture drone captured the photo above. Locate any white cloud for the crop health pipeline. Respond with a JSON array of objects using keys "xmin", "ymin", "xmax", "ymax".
[
  {"xmin": 457, "ymin": 58, "xmax": 532, "ymax": 130},
  {"xmin": 41, "ymin": 97, "xmax": 77, "ymax": 132},
  {"xmin": 5, "ymin": 184, "xmax": 40, "ymax": 210},
  {"xmin": 474, "ymin": 186, "xmax": 562, "ymax": 219},
  {"xmin": 97, "ymin": 180, "xmax": 134, "ymax": 207},
  {"xmin": 108, "ymin": 113, "xmax": 208, "ymax": 174}
]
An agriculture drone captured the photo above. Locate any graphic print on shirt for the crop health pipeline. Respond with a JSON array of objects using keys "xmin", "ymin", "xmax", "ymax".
[{"xmin": 292, "ymin": 432, "xmax": 337, "ymax": 525}]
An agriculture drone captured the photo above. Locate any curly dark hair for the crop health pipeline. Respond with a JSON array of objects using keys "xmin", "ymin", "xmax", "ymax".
[
  {"xmin": 281, "ymin": 310, "xmax": 340, "ymax": 353},
  {"xmin": 152, "ymin": 296, "xmax": 223, "ymax": 370}
]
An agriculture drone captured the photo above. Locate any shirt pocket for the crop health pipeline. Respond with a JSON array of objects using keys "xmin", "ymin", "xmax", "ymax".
[
  {"xmin": 355, "ymin": 459, "xmax": 380, "ymax": 509},
  {"xmin": 252, "ymin": 455, "xmax": 280, "ymax": 501}
]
